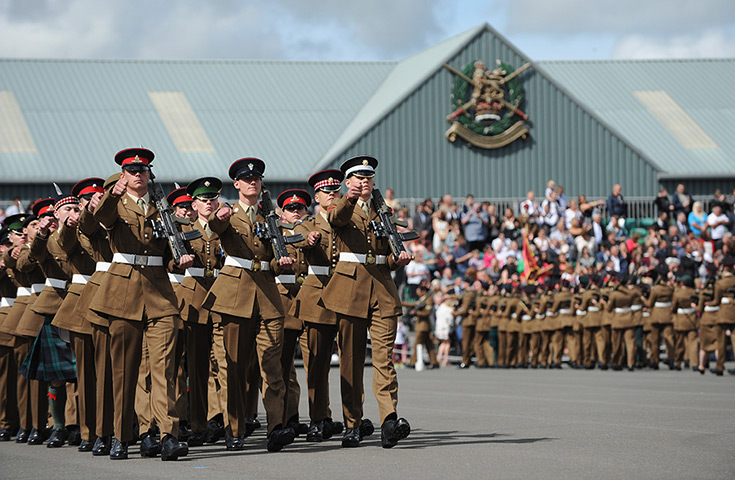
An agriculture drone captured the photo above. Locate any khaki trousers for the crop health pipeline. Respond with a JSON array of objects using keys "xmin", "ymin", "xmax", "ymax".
[
  {"xmin": 648, "ymin": 324, "xmax": 675, "ymax": 364},
  {"xmin": 304, "ymin": 322, "xmax": 336, "ymax": 422},
  {"xmin": 413, "ymin": 330, "xmax": 439, "ymax": 366},
  {"xmin": 582, "ymin": 327, "xmax": 595, "ymax": 366},
  {"xmin": 91, "ymin": 324, "xmax": 114, "ymax": 438},
  {"xmin": 69, "ymin": 332, "xmax": 96, "ymax": 441},
  {"xmin": 0, "ymin": 345, "xmax": 18, "ymax": 430},
  {"xmin": 186, "ymin": 322, "xmax": 213, "ymax": 433},
  {"xmin": 13, "ymin": 338, "xmax": 33, "ymax": 431},
  {"xmin": 539, "ymin": 331, "xmax": 550, "ymax": 366},
  {"xmin": 505, "ymin": 331, "xmax": 518, "ymax": 366},
  {"xmin": 549, "ymin": 330, "xmax": 563, "ymax": 364},
  {"xmin": 281, "ymin": 328, "xmax": 302, "ymax": 425},
  {"xmin": 461, "ymin": 325, "xmax": 476, "ymax": 365},
  {"xmin": 110, "ymin": 315, "xmax": 179, "ymax": 442},
  {"xmin": 221, "ymin": 311, "xmax": 286, "ymax": 436},
  {"xmin": 497, "ymin": 330, "xmax": 507, "ymax": 366},
  {"xmin": 596, "ymin": 326, "xmax": 611, "ymax": 365},
  {"xmin": 529, "ymin": 332, "xmax": 540, "ymax": 366},
  {"xmin": 473, "ymin": 330, "xmax": 493, "ymax": 367},
  {"xmin": 715, "ymin": 324, "xmax": 733, "ymax": 372},
  {"xmin": 674, "ymin": 330, "xmax": 699, "ymax": 367},
  {"xmin": 612, "ymin": 328, "xmax": 636, "ymax": 368},
  {"xmin": 207, "ymin": 322, "xmax": 228, "ymax": 424}
]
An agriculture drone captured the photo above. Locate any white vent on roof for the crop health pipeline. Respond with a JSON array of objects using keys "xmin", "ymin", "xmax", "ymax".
[
  {"xmin": 148, "ymin": 91, "xmax": 214, "ymax": 153},
  {"xmin": 633, "ymin": 90, "xmax": 717, "ymax": 150},
  {"xmin": 0, "ymin": 90, "xmax": 37, "ymax": 153}
]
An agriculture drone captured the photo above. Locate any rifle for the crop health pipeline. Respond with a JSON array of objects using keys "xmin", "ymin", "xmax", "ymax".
[
  {"xmin": 370, "ymin": 188, "xmax": 420, "ymax": 260},
  {"xmin": 148, "ymin": 173, "xmax": 202, "ymax": 264},
  {"xmin": 408, "ymin": 283, "xmax": 438, "ymax": 315},
  {"xmin": 254, "ymin": 187, "xmax": 304, "ymax": 262}
]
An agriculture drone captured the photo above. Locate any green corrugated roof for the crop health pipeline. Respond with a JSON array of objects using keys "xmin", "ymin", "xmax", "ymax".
[
  {"xmin": 535, "ymin": 59, "xmax": 735, "ymax": 177},
  {"xmin": 0, "ymin": 58, "xmax": 394, "ymax": 183}
]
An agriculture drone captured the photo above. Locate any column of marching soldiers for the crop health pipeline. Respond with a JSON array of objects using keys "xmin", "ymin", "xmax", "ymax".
[
  {"xmin": 0, "ymin": 148, "xmax": 414, "ymax": 459},
  {"xmin": 417, "ymin": 257, "xmax": 735, "ymax": 374}
]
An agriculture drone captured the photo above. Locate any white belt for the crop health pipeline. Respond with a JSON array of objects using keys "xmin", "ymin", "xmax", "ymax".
[
  {"xmin": 96, "ymin": 262, "xmax": 111, "ymax": 272},
  {"xmin": 339, "ymin": 252, "xmax": 386, "ymax": 265},
  {"xmin": 631, "ymin": 305, "xmax": 642, "ymax": 311},
  {"xmin": 545, "ymin": 310, "xmax": 556, "ymax": 317},
  {"xmin": 45, "ymin": 278, "xmax": 67, "ymax": 289},
  {"xmin": 224, "ymin": 255, "xmax": 270, "ymax": 271},
  {"xmin": 588, "ymin": 307, "xmax": 600, "ymax": 312},
  {"xmin": 535, "ymin": 314, "xmax": 545, "ymax": 319},
  {"xmin": 307, "ymin": 265, "xmax": 330, "ymax": 276},
  {"xmin": 0, "ymin": 297, "xmax": 14, "ymax": 308},
  {"xmin": 642, "ymin": 312, "xmax": 651, "ymax": 317},
  {"xmin": 722, "ymin": 297, "xmax": 732, "ymax": 304},
  {"xmin": 31, "ymin": 283, "xmax": 45, "ymax": 294},
  {"xmin": 185, "ymin": 267, "xmax": 219, "ymax": 278},
  {"xmin": 275, "ymin": 275, "xmax": 297, "ymax": 285},
  {"xmin": 576, "ymin": 310, "xmax": 587, "ymax": 316},
  {"xmin": 16, "ymin": 287, "xmax": 32, "ymax": 297},
  {"xmin": 511, "ymin": 313, "xmax": 518, "ymax": 319},
  {"xmin": 112, "ymin": 253, "xmax": 163, "ymax": 267},
  {"xmin": 559, "ymin": 308, "xmax": 572, "ymax": 314},
  {"xmin": 654, "ymin": 302, "xmax": 672, "ymax": 308},
  {"xmin": 615, "ymin": 307, "xmax": 632, "ymax": 313},
  {"xmin": 71, "ymin": 274, "xmax": 91, "ymax": 285},
  {"xmin": 677, "ymin": 308, "xmax": 695, "ymax": 315},
  {"xmin": 168, "ymin": 273, "xmax": 185, "ymax": 284},
  {"xmin": 522, "ymin": 315, "xmax": 531, "ymax": 321},
  {"xmin": 704, "ymin": 306, "xmax": 720, "ymax": 312}
]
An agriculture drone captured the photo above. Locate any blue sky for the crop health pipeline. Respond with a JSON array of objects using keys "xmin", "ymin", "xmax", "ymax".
[{"xmin": 1, "ymin": 0, "xmax": 733, "ymax": 61}]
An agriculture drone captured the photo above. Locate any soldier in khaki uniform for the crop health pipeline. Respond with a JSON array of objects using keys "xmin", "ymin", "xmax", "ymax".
[
  {"xmin": 548, "ymin": 282, "xmax": 572, "ymax": 369},
  {"xmin": 90, "ymin": 148, "xmax": 190, "ymax": 460},
  {"xmin": 643, "ymin": 270, "xmax": 674, "ymax": 369},
  {"xmin": 321, "ymin": 156, "xmax": 412, "ymax": 448},
  {"xmin": 605, "ymin": 276, "xmax": 637, "ymax": 371},
  {"xmin": 73, "ymin": 174, "xmax": 117, "ymax": 455},
  {"xmin": 275, "ymin": 189, "xmax": 311, "ymax": 436},
  {"xmin": 1, "ymin": 214, "xmax": 48, "ymax": 443},
  {"xmin": 495, "ymin": 286, "xmax": 510, "ymax": 368},
  {"xmin": 0, "ymin": 228, "xmax": 19, "ymax": 441},
  {"xmin": 505, "ymin": 286, "xmax": 523, "ymax": 367},
  {"xmin": 176, "ymin": 177, "xmax": 227, "ymax": 446},
  {"xmin": 474, "ymin": 285, "xmax": 496, "ymax": 368},
  {"xmin": 408, "ymin": 283, "xmax": 440, "ymax": 369},
  {"xmin": 453, "ymin": 287, "xmax": 476, "ymax": 368},
  {"xmin": 202, "ymin": 157, "xmax": 295, "ymax": 452},
  {"xmin": 695, "ymin": 277, "xmax": 718, "ymax": 374},
  {"xmin": 528, "ymin": 286, "xmax": 544, "ymax": 368},
  {"xmin": 671, "ymin": 275, "xmax": 698, "ymax": 371},
  {"xmin": 50, "ymin": 182, "xmax": 104, "ymax": 450},
  {"xmin": 711, "ymin": 257, "xmax": 735, "ymax": 375},
  {"xmin": 292, "ymin": 169, "xmax": 346, "ymax": 442}
]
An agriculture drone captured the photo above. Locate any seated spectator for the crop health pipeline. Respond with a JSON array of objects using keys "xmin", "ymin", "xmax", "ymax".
[
  {"xmin": 501, "ymin": 207, "xmax": 519, "ymax": 239},
  {"xmin": 384, "ymin": 188, "xmax": 401, "ymax": 211},
  {"xmin": 688, "ymin": 201, "xmax": 708, "ymax": 236},
  {"xmin": 539, "ymin": 199, "xmax": 559, "ymax": 232},
  {"xmin": 655, "ymin": 211, "xmax": 668, "ymax": 235},
  {"xmin": 578, "ymin": 194, "xmax": 605, "ymax": 221},
  {"xmin": 564, "ymin": 199, "xmax": 583, "ymax": 229},
  {"xmin": 485, "ymin": 203, "xmax": 501, "ymax": 241},
  {"xmin": 556, "ymin": 185, "xmax": 568, "ymax": 211},
  {"xmin": 578, "ymin": 246, "xmax": 596, "ymax": 269},
  {"xmin": 450, "ymin": 235, "xmax": 473, "ymax": 277},
  {"xmin": 550, "ymin": 219, "xmax": 574, "ymax": 248},
  {"xmin": 533, "ymin": 228, "xmax": 550, "ymax": 252},
  {"xmin": 438, "ymin": 267, "xmax": 455, "ymax": 293}
]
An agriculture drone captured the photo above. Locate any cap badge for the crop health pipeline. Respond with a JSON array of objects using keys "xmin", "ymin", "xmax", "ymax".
[
  {"xmin": 248, "ymin": 163, "xmax": 254, "ymax": 170},
  {"xmin": 362, "ymin": 159, "xmax": 369, "ymax": 166},
  {"xmin": 204, "ymin": 180, "xmax": 210, "ymax": 187},
  {"xmin": 133, "ymin": 155, "xmax": 142, "ymax": 163},
  {"xmin": 328, "ymin": 177, "xmax": 334, "ymax": 182},
  {"xmin": 291, "ymin": 195, "xmax": 299, "ymax": 202}
]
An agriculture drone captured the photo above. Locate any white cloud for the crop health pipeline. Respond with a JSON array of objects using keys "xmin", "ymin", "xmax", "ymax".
[{"xmin": 612, "ymin": 29, "xmax": 735, "ymax": 59}]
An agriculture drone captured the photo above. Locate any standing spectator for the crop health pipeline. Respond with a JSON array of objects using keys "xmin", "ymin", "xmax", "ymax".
[
  {"xmin": 675, "ymin": 212, "xmax": 689, "ymax": 237},
  {"xmin": 405, "ymin": 250, "xmax": 430, "ymax": 297},
  {"xmin": 556, "ymin": 185, "xmax": 568, "ymax": 211},
  {"xmin": 4, "ymin": 197, "xmax": 25, "ymax": 216},
  {"xmin": 431, "ymin": 210, "xmax": 450, "ymax": 254},
  {"xmin": 412, "ymin": 200, "xmax": 433, "ymax": 245},
  {"xmin": 578, "ymin": 194, "xmax": 605, "ymax": 221},
  {"xmin": 606, "ymin": 184, "xmax": 627, "ymax": 219},
  {"xmin": 564, "ymin": 199, "xmax": 583, "ymax": 230},
  {"xmin": 461, "ymin": 201, "xmax": 489, "ymax": 251},
  {"xmin": 655, "ymin": 188, "xmax": 673, "ymax": 221},
  {"xmin": 688, "ymin": 201, "xmax": 708, "ymax": 236},
  {"xmin": 384, "ymin": 188, "xmax": 401, "ymax": 211},
  {"xmin": 434, "ymin": 293, "xmax": 454, "ymax": 367},
  {"xmin": 539, "ymin": 199, "xmax": 559, "ymax": 233},
  {"xmin": 485, "ymin": 203, "xmax": 501, "ymax": 242},
  {"xmin": 550, "ymin": 219, "xmax": 574, "ymax": 249},
  {"xmin": 671, "ymin": 183, "xmax": 693, "ymax": 218},
  {"xmin": 545, "ymin": 180, "xmax": 556, "ymax": 202},
  {"xmin": 450, "ymin": 235, "xmax": 473, "ymax": 277},
  {"xmin": 707, "ymin": 204, "xmax": 729, "ymax": 249},
  {"xmin": 591, "ymin": 212, "xmax": 605, "ymax": 246},
  {"xmin": 462, "ymin": 194, "xmax": 475, "ymax": 214}
]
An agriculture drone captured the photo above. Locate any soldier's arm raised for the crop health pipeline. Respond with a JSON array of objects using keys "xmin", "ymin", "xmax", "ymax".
[
  {"xmin": 207, "ymin": 203, "xmax": 232, "ymax": 236},
  {"xmin": 16, "ymin": 245, "xmax": 40, "ymax": 273},
  {"xmin": 56, "ymin": 221, "xmax": 79, "ymax": 254},
  {"xmin": 93, "ymin": 188, "xmax": 123, "ymax": 229},
  {"xmin": 327, "ymin": 194, "xmax": 357, "ymax": 228}
]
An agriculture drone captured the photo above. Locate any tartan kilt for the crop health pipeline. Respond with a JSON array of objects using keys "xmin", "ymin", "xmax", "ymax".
[{"xmin": 19, "ymin": 314, "xmax": 76, "ymax": 382}]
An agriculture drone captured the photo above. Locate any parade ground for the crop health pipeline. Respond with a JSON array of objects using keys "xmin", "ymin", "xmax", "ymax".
[{"xmin": 1, "ymin": 364, "xmax": 733, "ymax": 480}]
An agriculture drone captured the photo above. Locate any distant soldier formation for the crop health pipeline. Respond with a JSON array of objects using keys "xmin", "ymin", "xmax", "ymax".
[{"xmin": 0, "ymin": 150, "xmax": 413, "ymax": 458}]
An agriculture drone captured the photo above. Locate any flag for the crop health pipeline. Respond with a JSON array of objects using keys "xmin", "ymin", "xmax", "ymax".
[{"xmin": 521, "ymin": 230, "xmax": 538, "ymax": 282}]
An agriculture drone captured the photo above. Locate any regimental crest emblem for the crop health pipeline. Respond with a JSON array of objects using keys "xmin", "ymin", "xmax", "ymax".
[{"xmin": 444, "ymin": 60, "xmax": 531, "ymax": 149}]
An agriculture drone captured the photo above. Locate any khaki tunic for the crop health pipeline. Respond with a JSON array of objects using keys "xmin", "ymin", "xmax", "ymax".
[
  {"xmin": 713, "ymin": 273, "xmax": 735, "ymax": 325},
  {"xmin": 178, "ymin": 222, "xmax": 223, "ymax": 325},
  {"xmin": 644, "ymin": 284, "xmax": 674, "ymax": 325},
  {"xmin": 73, "ymin": 208, "xmax": 114, "ymax": 328},
  {"xmin": 606, "ymin": 287, "xmax": 634, "ymax": 329},
  {"xmin": 321, "ymin": 194, "xmax": 402, "ymax": 319},
  {"xmin": 672, "ymin": 287, "xmax": 697, "ymax": 332}
]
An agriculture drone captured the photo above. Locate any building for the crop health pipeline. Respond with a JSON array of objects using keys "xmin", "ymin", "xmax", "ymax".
[{"xmin": 1, "ymin": 24, "xmax": 734, "ymax": 206}]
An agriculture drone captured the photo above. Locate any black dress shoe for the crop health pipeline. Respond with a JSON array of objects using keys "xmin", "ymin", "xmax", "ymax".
[
  {"xmin": 266, "ymin": 426, "xmax": 295, "ymax": 452},
  {"xmin": 0, "ymin": 428, "xmax": 10, "ymax": 441},
  {"xmin": 187, "ymin": 431, "xmax": 206, "ymax": 447},
  {"xmin": 530, "ymin": 364, "xmax": 538, "ymax": 369},
  {"xmin": 306, "ymin": 421, "xmax": 324, "ymax": 442},
  {"xmin": 597, "ymin": 362, "xmax": 608, "ymax": 371},
  {"xmin": 178, "ymin": 423, "xmax": 191, "ymax": 443},
  {"xmin": 92, "ymin": 435, "xmax": 111, "ymax": 456},
  {"xmin": 15, "ymin": 428, "xmax": 29, "ymax": 443},
  {"xmin": 727, "ymin": 368, "xmax": 735, "ymax": 376},
  {"xmin": 205, "ymin": 418, "xmax": 225, "ymax": 444},
  {"xmin": 286, "ymin": 415, "xmax": 309, "ymax": 436},
  {"xmin": 627, "ymin": 366, "xmax": 635, "ymax": 372},
  {"xmin": 47, "ymin": 428, "xmax": 69, "ymax": 448},
  {"xmin": 359, "ymin": 418, "xmax": 375, "ymax": 437},
  {"xmin": 242, "ymin": 418, "xmax": 258, "ymax": 438},
  {"xmin": 160, "ymin": 435, "xmax": 188, "ymax": 461},
  {"xmin": 27, "ymin": 427, "xmax": 49, "ymax": 445},
  {"xmin": 78, "ymin": 439, "xmax": 94, "ymax": 452},
  {"xmin": 109, "ymin": 438, "xmax": 129, "ymax": 460},
  {"xmin": 139, "ymin": 433, "xmax": 161, "ymax": 457},
  {"xmin": 66, "ymin": 425, "xmax": 81, "ymax": 446},
  {"xmin": 341, "ymin": 428, "xmax": 361, "ymax": 447},
  {"xmin": 381, "ymin": 416, "xmax": 411, "ymax": 449},
  {"xmin": 326, "ymin": 419, "xmax": 343, "ymax": 437},
  {"xmin": 458, "ymin": 363, "xmax": 469, "ymax": 369},
  {"xmin": 224, "ymin": 426, "xmax": 243, "ymax": 451},
  {"xmin": 710, "ymin": 368, "xmax": 724, "ymax": 376}
]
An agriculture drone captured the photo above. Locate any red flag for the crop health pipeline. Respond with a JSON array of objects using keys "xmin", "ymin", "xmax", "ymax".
[{"xmin": 521, "ymin": 230, "xmax": 538, "ymax": 282}]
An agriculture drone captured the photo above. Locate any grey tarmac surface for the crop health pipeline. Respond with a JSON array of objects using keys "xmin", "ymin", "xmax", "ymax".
[{"xmin": 1, "ymin": 363, "xmax": 734, "ymax": 480}]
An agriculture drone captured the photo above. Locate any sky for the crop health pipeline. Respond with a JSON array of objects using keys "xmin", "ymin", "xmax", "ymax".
[{"xmin": 0, "ymin": 0, "xmax": 734, "ymax": 61}]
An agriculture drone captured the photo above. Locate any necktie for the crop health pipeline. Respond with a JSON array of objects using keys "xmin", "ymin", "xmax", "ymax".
[
  {"xmin": 203, "ymin": 222, "xmax": 213, "ymax": 238},
  {"xmin": 246, "ymin": 206, "xmax": 256, "ymax": 223},
  {"xmin": 362, "ymin": 202, "xmax": 370, "ymax": 218},
  {"xmin": 137, "ymin": 198, "xmax": 146, "ymax": 215}
]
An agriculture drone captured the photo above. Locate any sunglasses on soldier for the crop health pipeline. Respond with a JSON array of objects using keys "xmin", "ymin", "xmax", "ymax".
[{"xmin": 283, "ymin": 204, "xmax": 306, "ymax": 212}]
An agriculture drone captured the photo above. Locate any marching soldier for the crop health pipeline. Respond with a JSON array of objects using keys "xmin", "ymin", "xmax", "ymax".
[
  {"xmin": 275, "ymin": 189, "xmax": 311, "ymax": 436},
  {"xmin": 292, "ymin": 169, "xmax": 346, "ymax": 442},
  {"xmin": 474, "ymin": 284, "xmax": 496, "ymax": 368},
  {"xmin": 671, "ymin": 275, "xmax": 698, "ymax": 371},
  {"xmin": 642, "ymin": 269, "xmax": 674, "ymax": 370},
  {"xmin": 711, "ymin": 256, "xmax": 735, "ymax": 375},
  {"xmin": 407, "ymin": 283, "xmax": 440, "ymax": 369},
  {"xmin": 453, "ymin": 285, "xmax": 476, "ymax": 369},
  {"xmin": 0, "ymin": 228, "xmax": 19, "ymax": 441},
  {"xmin": 548, "ymin": 282, "xmax": 572, "ymax": 369},
  {"xmin": 495, "ymin": 285, "xmax": 510, "ymax": 368},
  {"xmin": 606, "ymin": 275, "xmax": 636, "ymax": 371},
  {"xmin": 202, "ymin": 157, "xmax": 295, "ymax": 452},
  {"xmin": 695, "ymin": 277, "xmax": 718, "ymax": 374},
  {"xmin": 578, "ymin": 275, "xmax": 603, "ymax": 369},
  {"xmin": 90, "ymin": 148, "xmax": 191, "ymax": 460},
  {"xmin": 321, "ymin": 155, "xmax": 412, "ymax": 448}
]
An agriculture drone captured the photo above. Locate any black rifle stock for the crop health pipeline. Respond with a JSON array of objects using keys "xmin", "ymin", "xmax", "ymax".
[
  {"xmin": 148, "ymin": 174, "xmax": 201, "ymax": 264},
  {"xmin": 254, "ymin": 187, "xmax": 304, "ymax": 262},
  {"xmin": 370, "ymin": 188, "xmax": 419, "ymax": 260}
]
